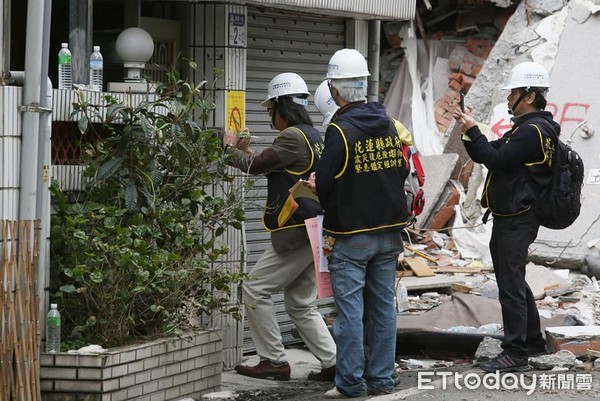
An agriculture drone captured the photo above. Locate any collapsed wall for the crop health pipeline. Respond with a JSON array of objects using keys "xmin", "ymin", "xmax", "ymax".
[{"xmin": 443, "ymin": 0, "xmax": 600, "ymax": 268}]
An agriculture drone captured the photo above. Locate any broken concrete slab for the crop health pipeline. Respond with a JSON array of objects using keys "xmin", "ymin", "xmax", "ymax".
[
  {"xmin": 525, "ymin": 263, "xmax": 572, "ymax": 299},
  {"xmin": 528, "ymin": 0, "xmax": 567, "ymax": 15},
  {"xmin": 530, "ymin": 349, "xmax": 578, "ymax": 370},
  {"xmin": 400, "ymin": 358, "xmax": 454, "ymax": 370},
  {"xmin": 416, "ymin": 153, "xmax": 459, "ymax": 229},
  {"xmin": 546, "ymin": 326, "xmax": 600, "ymax": 356},
  {"xmin": 401, "ymin": 274, "xmax": 474, "ymax": 292},
  {"xmin": 474, "ymin": 336, "xmax": 503, "ymax": 362}
]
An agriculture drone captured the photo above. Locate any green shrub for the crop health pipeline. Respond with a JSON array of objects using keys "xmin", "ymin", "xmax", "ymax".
[{"xmin": 50, "ymin": 66, "xmax": 250, "ymax": 348}]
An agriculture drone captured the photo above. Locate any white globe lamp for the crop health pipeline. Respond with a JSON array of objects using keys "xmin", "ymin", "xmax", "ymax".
[{"xmin": 115, "ymin": 27, "xmax": 154, "ymax": 82}]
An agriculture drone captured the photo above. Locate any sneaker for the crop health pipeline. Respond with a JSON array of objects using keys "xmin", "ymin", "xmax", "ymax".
[
  {"xmin": 479, "ymin": 353, "xmax": 531, "ymax": 373},
  {"xmin": 367, "ymin": 386, "xmax": 390, "ymax": 396},
  {"xmin": 324, "ymin": 387, "xmax": 350, "ymax": 399},
  {"xmin": 392, "ymin": 371, "xmax": 401, "ymax": 387},
  {"xmin": 308, "ymin": 364, "xmax": 336, "ymax": 381},
  {"xmin": 527, "ymin": 346, "xmax": 548, "ymax": 358}
]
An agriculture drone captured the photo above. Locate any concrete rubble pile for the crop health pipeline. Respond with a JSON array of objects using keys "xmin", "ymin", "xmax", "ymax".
[
  {"xmin": 395, "ymin": 220, "xmax": 600, "ymax": 371},
  {"xmin": 386, "ymin": 0, "xmax": 600, "ymax": 372}
]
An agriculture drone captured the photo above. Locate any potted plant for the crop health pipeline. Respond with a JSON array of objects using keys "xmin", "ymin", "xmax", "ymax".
[{"xmin": 43, "ymin": 64, "xmax": 250, "ymax": 401}]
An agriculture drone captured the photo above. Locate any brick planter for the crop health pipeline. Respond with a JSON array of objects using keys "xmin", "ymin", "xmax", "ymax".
[{"xmin": 40, "ymin": 329, "xmax": 223, "ymax": 401}]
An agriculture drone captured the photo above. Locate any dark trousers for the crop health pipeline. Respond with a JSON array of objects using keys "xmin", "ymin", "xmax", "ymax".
[{"xmin": 489, "ymin": 211, "xmax": 545, "ymax": 358}]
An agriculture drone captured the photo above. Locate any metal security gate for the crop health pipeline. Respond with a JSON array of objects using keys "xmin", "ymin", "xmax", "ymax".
[{"xmin": 242, "ymin": 6, "xmax": 344, "ymax": 349}]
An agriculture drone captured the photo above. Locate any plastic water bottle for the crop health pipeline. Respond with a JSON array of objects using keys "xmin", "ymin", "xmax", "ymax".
[
  {"xmin": 58, "ymin": 43, "xmax": 72, "ymax": 90},
  {"xmin": 46, "ymin": 303, "xmax": 61, "ymax": 353},
  {"xmin": 396, "ymin": 281, "xmax": 409, "ymax": 313},
  {"xmin": 89, "ymin": 45, "xmax": 103, "ymax": 92}
]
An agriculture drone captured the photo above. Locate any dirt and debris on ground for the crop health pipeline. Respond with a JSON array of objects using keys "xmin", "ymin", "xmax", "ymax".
[{"xmin": 233, "ymin": 383, "xmax": 332, "ymax": 401}]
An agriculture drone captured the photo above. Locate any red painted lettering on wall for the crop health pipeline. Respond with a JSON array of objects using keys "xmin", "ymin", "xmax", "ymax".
[
  {"xmin": 491, "ymin": 119, "xmax": 512, "ymax": 137},
  {"xmin": 558, "ymin": 103, "xmax": 589, "ymax": 126},
  {"xmin": 491, "ymin": 101, "xmax": 590, "ymax": 138}
]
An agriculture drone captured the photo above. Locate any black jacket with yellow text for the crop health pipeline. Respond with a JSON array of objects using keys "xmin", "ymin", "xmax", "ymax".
[
  {"xmin": 463, "ymin": 111, "xmax": 558, "ymax": 217},
  {"xmin": 315, "ymin": 102, "xmax": 409, "ymax": 236}
]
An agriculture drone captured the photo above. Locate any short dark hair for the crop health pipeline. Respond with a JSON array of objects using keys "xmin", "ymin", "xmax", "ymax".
[
  {"xmin": 274, "ymin": 96, "xmax": 313, "ymax": 126},
  {"xmin": 520, "ymin": 87, "xmax": 548, "ymax": 110}
]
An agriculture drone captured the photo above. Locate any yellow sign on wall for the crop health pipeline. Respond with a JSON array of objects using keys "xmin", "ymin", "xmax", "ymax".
[{"xmin": 226, "ymin": 90, "xmax": 245, "ymax": 132}]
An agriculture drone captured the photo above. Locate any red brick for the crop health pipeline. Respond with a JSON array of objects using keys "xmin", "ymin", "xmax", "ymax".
[
  {"xmin": 443, "ymin": 93, "xmax": 461, "ymax": 114},
  {"xmin": 446, "ymin": 188, "xmax": 460, "ymax": 208},
  {"xmin": 448, "ymin": 79, "xmax": 463, "ymax": 92},
  {"xmin": 546, "ymin": 326, "xmax": 600, "ymax": 357},
  {"xmin": 429, "ymin": 206, "xmax": 456, "ymax": 230},
  {"xmin": 445, "ymin": 92, "xmax": 459, "ymax": 106},
  {"xmin": 441, "ymin": 112, "xmax": 454, "ymax": 127},
  {"xmin": 449, "ymin": 72, "xmax": 463, "ymax": 83},
  {"xmin": 462, "ymin": 75, "xmax": 476, "ymax": 91},
  {"xmin": 434, "ymin": 103, "xmax": 446, "ymax": 118},
  {"xmin": 457, "ymin": 160, "xmax": 474, "ymax": 189},
  {"xmin": 547, "ymin": 339, "xmax": 598, "ymax": 357},
  {"xmin": 419, "ymin": 233, "xmax": 438, "ymax": 251},
  {"xmin": 441, "ymin": 99, "xmax": 456, "ymax": 113}
]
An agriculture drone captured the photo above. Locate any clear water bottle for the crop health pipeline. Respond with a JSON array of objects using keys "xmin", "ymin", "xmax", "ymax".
[
  {"xmin": 89, "ymin": 45, "xmax": 103, "ymax": 92},
  {"xmin": 46, "ymin": 303, "xmax": 61, "ymax": 353},
  {"xmin": 396, "ymin": 280, "xmax": 409, "ymax": 313},
  {"xmin": 58, "ymin": 43, "xmax": 72, "ymax": 90}
]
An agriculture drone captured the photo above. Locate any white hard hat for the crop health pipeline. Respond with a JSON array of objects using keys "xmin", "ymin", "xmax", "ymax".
[
  {"xmin": 327, "ymin": 48, "xmax": 371, "ymax": 80},
  {"xmin": 314, "ymin": 80, "xmax": 339, "ymax": 126},
  {"xmin": 501, "ymin": 61, "xmax": 550, "ymax": 90},
  {"xmin": 261, "ymin": 72, "xmax": 310, "ymax": 107}
]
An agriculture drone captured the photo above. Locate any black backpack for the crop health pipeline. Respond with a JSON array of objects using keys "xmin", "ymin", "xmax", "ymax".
[{"xmin": 534, "ymin": 132, "xmax": 584, "ymax": 230}]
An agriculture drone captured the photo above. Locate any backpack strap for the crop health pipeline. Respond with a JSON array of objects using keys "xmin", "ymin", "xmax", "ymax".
[{"xmin": 482, "ymin": 209, "xmax": 492, "ymax": 224}]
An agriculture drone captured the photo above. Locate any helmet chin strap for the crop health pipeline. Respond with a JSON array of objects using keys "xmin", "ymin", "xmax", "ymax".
[
  {"xmin": 270, "ymin": 103, "xmax": 277, "ymax": 129},
  {"xmin": 509, "ymin": 89, "xmax": 529, "ymax": 115}
]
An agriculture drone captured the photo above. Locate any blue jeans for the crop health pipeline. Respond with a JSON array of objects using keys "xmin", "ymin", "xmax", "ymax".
[{"xmin": 328, "ymin": 231, "xmax": 403, "ymax": 396}]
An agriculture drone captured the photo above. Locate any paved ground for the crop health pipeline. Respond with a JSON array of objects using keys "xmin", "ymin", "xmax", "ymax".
[{"xmin": 202, "ymin": 346, "xmax": 600, "ymax": 401}]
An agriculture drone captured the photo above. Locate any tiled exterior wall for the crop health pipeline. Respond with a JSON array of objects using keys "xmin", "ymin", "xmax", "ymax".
[{"xmin": 39, "ymin": 330, "xmax": 223, "ymax": 401}]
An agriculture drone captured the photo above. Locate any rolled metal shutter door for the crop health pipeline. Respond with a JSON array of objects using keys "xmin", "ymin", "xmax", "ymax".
[{"xmin": 243, "ymin": 6, "xmax": 344, "ymax": 350}]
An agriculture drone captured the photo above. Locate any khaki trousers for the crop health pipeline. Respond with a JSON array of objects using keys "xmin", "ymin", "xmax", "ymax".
[{"xmin": 242, "ymin": 241, "xmax": 336, "ymax": 368}]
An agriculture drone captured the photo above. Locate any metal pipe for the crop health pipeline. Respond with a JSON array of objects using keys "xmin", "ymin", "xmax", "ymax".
[
  {"xmin": 21, "ymin": 1, "xmax": 48, "ymax": 218},
  {"xmin": 21, "ymin": 0, "xmax": 53, "ymax": 379},
  {"xmin": 39, "ymin": 0, "xmax": 53, "ymax": 344},
  {"xmin": 367, "ymin": 20, "xmax": 380, "ymax": 103},
  {"xmin": 0, "ymin": 0, "xmax": 11, "ymax": 84},
  {"xmin": 8, "ymin": 73, "xmax": 52, "ymax": 101},
  {"xmin": 11, "ymin": 69, "xmax": 53, "ymax": 357}
]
